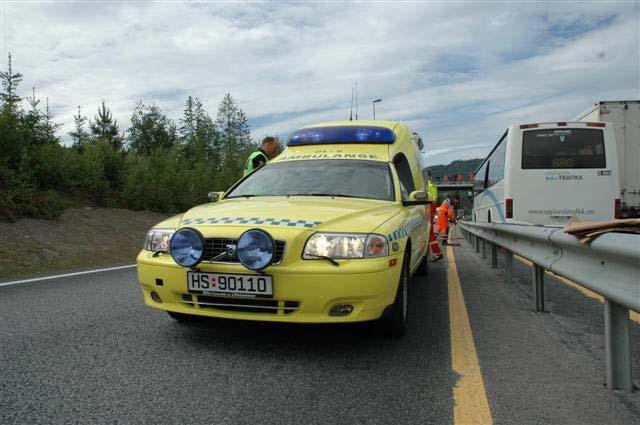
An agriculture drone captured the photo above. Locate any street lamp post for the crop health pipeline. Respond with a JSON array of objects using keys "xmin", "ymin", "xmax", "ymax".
[{"xmin": 372, "ymin": 99, "xmax": 382, "ymax": 120}]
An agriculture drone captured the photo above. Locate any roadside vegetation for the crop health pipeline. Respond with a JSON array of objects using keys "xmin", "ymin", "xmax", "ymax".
[
  {"xmin": 0, "ymin": 54, "xmax": 258, "ymax": 221},
  {"xmin": 0, "ymin": 207, "xmax": 169, "ymax": 278}
]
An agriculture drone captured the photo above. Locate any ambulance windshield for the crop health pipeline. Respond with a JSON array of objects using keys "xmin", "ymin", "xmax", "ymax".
[{"xmin": 226, "ymin": 160, "xmax": 395, "ymax": 201}]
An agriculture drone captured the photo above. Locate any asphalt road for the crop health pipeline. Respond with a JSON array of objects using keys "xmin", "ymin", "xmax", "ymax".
[{"xmin": 1, "ymin": 230, "xmax": 639, "ymax": 424}]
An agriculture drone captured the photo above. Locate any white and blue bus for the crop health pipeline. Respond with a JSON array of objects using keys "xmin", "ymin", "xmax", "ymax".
[{"xmin": 472, "ymin": 122, "xmax": 621, "ymax": 226}]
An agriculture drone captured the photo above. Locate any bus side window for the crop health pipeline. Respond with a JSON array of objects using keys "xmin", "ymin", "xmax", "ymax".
[
  {"xmin": 487, "ymin": 136, "xmax": 507, "ymax": 187},
  {"xmin": 474, "ymin": 161, "xmax": 488, "ymax": 194},
  {"xmin": 484, "ymin": 161, "xmax": 491, "ymax": 189}
]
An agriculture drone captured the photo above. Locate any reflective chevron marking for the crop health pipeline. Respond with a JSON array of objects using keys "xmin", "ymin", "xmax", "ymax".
[{"xmin": 180, "ymin": 217, "xmax": 322, "ymax": 228}]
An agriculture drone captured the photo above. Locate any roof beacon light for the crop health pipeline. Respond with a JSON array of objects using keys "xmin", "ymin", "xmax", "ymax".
[
  {"xmin": 288, "ymin": 125, "xmax": 396, "ymax": 146},
  {"xmin": 519, "ymin": 123, "xmax": 539, "ymax": 129},
  {"xmin": 587, "ymin": 122, "xmax": 606, "ymax": 127}
]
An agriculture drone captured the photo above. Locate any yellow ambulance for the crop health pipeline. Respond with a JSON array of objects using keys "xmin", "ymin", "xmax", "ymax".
[{"xmin": 137, "ymin": 120, "xmax": 431, "ymax": 336}]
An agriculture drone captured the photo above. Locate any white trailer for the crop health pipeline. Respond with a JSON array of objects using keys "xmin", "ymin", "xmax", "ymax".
[{"xmin": 572, "ymin": 100, "xmax": 640, "ymax": 218}]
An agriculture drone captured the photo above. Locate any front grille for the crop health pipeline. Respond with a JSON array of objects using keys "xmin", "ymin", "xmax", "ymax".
[
  {"xmin": 180, "ymin": 294, "xmax": 299, "ymax": 314},
  {"xmin": 202, "ymin": 238, "xmax": 286, "ymax": 264}
]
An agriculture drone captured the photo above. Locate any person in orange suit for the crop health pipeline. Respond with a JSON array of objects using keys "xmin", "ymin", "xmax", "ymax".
[
  {"xmin": 447, "ymin": 197, "xmax": 457, "ymax": 240},
  {"xmin": 447, "ymin": 198, "xmax": 456, "ymax": 225},
  {"xmin": 436, "ymin": 198, "xmax": 452, "ymax": 244}
]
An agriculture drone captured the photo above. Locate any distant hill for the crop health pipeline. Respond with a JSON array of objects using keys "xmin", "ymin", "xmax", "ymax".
[{"xmin": 425, "ymin": 158, "xmax": 483, "ymax": 181}]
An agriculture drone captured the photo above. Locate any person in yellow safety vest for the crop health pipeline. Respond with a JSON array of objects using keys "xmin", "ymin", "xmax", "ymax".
[
  {"xmin": 425, "ymin": 171, "xmax": 443, "ymax": 261},
  {"xmin": 243, "ymin": 136, "xmax": 280, "ymax": 177}
]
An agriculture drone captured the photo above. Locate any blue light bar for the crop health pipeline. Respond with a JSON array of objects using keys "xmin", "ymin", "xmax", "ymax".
[{"xmin": 288, "ymin": 126, "xmax": 396, "ymax": 146}]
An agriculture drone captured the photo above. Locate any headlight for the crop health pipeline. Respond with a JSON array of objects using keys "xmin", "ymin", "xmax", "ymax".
[
  {"xmin": 303, "ymin": 233, "xmax": 388, "ymax": 259},
  {"xmin": 237, "ymin": 229, "xmax": 275, "ymax": 271},
  {"xmin": 144, "ymin": 229, "xmax": 175, "ymax": 252},
  {"xmin": 169, "ymin": 228, "xmax": 204, "ymax": 267}
]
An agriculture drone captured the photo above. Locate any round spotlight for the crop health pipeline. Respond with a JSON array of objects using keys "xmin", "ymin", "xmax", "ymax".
[
  {"xmin": 170, "ymin": 228, "xmax": 205, "ymax": 267},
  {"xmin": 150, "ymin": 291, "xmax": 162, "ymax": 303},
  {"xmin": 236, "ymin": 229, "xmax": 275, "ymax": 271}
]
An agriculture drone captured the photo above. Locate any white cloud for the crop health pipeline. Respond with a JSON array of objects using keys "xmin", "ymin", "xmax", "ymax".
[{"xmin": 1, "ymin": 1, "xmax": 637, "ymax": 167}]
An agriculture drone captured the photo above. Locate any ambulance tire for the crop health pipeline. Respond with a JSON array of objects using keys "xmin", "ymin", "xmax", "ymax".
[
  {"xmin": 381, "ymin": 251, "xmax": 409, "ymax": 337},
  {"xmin": 415, "ymin": 252, "xmax": 429, "ymax": 276}
]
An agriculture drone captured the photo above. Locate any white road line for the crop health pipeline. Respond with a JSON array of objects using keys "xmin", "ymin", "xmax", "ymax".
[{"xmin": 0, "ymin": 264, "xmax": 136, "ymax": 287}]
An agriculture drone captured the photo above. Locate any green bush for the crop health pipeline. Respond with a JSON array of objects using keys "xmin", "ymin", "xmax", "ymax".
[
  {"xmin": 0, "ymin": 176, "xmax": 66, "ymax": 221},
  {"xmin": 27, "ymin": 143, "xmax": 70, "ymax": 190}
]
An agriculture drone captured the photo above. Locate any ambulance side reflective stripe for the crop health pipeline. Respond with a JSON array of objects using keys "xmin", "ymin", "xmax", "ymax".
[{"xmin": 388, "ymin": 216, "xmax": 424, "ymax": 241}]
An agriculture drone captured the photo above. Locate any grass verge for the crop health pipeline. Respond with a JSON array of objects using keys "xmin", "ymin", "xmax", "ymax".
[{"xmin": 0, "ymin": 207, "xmax": 170, "ymax": 279}]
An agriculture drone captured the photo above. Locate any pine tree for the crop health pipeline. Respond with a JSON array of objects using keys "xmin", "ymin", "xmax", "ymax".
[
  {"xmin": 215, "ymin": 93, "xmax": 254, "ymax": 185},
  {"xmin": 0, "ymin": 53, "xmax": 23, "ymax": 114},
  {"xmin": 42, "ymin": 98, "xmax": 61, "ymax": 144},
  {"xmin": 24, "ymin": 87, "xmax": 43, "ymax": 145},
  {"xmin": 215, "ymin": 93, "xmax": 253, "ymax": 161},
  {"xmin": 69, "ymin": 106, "xmax": 90, "ymax": 150},
  {"xmin": 216, "ymin": 93, "xmax": 238, "ymax": 161},
  {"xmin": 235, "ymin": 109, "xmax": 252, "ymax": 150},
  {"xmin": 127, "ymin": 101, "xmax": 177, "ymax": 156},
  {"xmin": 179, "ymin": 96, "xmax": 221, "ymax": 164},
  {"xmin": 90, "ymin": 100, "xmax": 124, "ymax": 150},
  {"xmin": 0, "ymin": 53, "xmax": 26, "ymax": 169},
  {"xmin": 179, "ymin": 96, "xmax": 197, "ymax": 138}
]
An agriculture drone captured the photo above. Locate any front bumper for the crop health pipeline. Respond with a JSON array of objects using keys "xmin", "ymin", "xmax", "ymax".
[{"xmin": 136, "ymin": 251, "xmax": 403, "ymax": 323}]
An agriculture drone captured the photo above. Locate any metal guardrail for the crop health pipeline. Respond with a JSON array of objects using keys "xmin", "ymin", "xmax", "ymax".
[{"xmin": 459, "ymin": 221, "xmax": 640, "ymax": 392}]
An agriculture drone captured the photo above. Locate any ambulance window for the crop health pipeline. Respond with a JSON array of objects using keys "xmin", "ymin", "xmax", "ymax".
[
  {"xmin": 393, "ymin": 154, "xmax": 415, "ymax": 201},
  {"xmin": 226, "ymin": 160, "xmax": 395, "ymax": 201}
]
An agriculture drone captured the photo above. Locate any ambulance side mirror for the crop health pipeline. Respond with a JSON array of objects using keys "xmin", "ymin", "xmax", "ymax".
[
  {"xmin": 403, "ymin": 191, "xmax": 429, "ymax": 206},
  {"xmin": 208, "ymin": 191, "xmax": 225, "ymax": 202}
]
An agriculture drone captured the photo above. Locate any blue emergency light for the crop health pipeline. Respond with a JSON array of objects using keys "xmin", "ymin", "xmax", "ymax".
[{"xmin": 287, "ymin": 125, "xmax": 396, "ymax": 146}]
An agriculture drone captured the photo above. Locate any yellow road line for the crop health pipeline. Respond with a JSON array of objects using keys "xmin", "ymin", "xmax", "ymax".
[
  {"xmin": 513, "ymin": 255, "xmax": 640, "ymax": 324},
  {"xmin": 447, "ymin": 245, "xmax": 493, "ymax": 425}
]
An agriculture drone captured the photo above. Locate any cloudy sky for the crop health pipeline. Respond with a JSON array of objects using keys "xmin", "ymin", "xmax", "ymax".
[{"xmin": 1, "ymin": 1, "xmax": 638, "ymax": 165}]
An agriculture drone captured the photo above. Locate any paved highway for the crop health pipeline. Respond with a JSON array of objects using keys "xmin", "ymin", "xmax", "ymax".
[{"xmin": 1, "ymin": 228, "xmax": 639, "ymax": 424}]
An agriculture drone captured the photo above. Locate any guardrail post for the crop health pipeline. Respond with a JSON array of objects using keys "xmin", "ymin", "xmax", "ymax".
[
  {"xmin": 532, "ymin": 265, "xmax": 545, "ymax": 312},
  {"xmin": 505, "ymin": 250, "xmax": 513, "ymax": 284},
  {"xmin": 491, "ymin": 243, "xmax": 498, "ymax": 268},
  {"xmin": 481, "ymin": 239, "xmax": 487, "ymax": 259},
  {"xmin": 604, "ymin": 299, "xmax": 633, "ymax": 391},
  {"xmin": 475, "ymin": 236, "xmax": 480, "ymax": 253}
]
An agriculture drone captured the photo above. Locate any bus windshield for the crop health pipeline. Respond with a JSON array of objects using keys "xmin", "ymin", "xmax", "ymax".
[
  {"xmin": 522, "ymin": 128, "xmax": 606, "ymax": 169},
  {"xmin": 226, "ymin": 159, "xmax": 395, "ymax": 201}
]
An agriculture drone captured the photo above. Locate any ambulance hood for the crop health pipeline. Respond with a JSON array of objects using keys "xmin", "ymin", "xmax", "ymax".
[{"xmin": 176, "ymin": 196, "xmax": 400, "ymax": 234}]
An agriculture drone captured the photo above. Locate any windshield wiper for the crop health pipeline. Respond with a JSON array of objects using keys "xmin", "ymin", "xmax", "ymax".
[
  {"xmin": 305, "ymin": 254, "xmax": 340, "ymax": 266},
  {"xmin": 298, "ymin": 193, "xmax": 361, "ymax": 199},
  {"xmin": 227, "ymin": 194, "xmax": 260, "ymax": 199}
]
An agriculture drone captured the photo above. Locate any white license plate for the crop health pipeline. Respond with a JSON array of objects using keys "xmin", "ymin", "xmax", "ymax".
[{"xmin": 187, "ymin": 272, "xmax": 273, "ymax": 298}]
